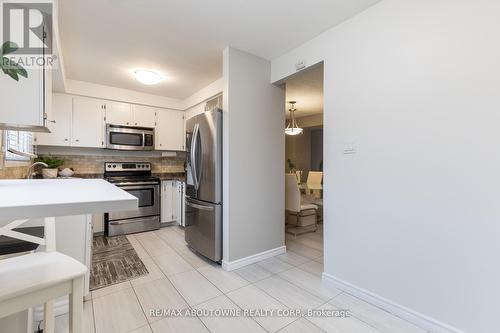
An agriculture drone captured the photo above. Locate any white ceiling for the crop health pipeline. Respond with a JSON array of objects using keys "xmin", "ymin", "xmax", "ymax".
[
  {"xmin": 59, "ymin": 0, "xmax": 380, "ymax": 99},
  {"xmin": 285, "ymin": 65, "xmax": 323, "ymax": 118}
]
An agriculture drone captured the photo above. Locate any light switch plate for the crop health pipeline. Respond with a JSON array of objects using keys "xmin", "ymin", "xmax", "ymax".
[{"xmin": 343, "ymin": 143, "xmax": 357, "ymax": 154}]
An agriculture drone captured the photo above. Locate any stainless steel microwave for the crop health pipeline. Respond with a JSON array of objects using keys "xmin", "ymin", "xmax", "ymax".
[{"xmin": 106, "ymin": 124, "xmax": 155, "ymax": 150}]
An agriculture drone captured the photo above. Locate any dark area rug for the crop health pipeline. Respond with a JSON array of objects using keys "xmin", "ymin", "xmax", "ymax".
[{"xmin": 90, "ymin": 235, "xmax": 149, "ymax": 291}]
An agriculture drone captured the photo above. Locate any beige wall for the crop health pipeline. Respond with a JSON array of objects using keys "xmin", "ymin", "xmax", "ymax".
[
  {"xmin": 286, "ymin": 128, "xmax": 311, "ymax": 181},
  {"xmin": 223, "ymin": 47, "xmax": 285, "ymax": 264},
  {"xmin": 272, "ymin": 0, "xmax": 500, "ymax": 331},
  {"xmin": 296, "ymin": 114, "xmax": 323, "ymax": 128},
  {"xmin": 285, "ymin": 125, "xmax": 323, "ymax": 182}
]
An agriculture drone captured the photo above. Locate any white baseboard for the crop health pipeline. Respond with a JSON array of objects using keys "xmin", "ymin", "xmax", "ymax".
[
  {"xmin": 322, "ymin": 273, "xmax": 466, "ymax": 333},
  {"xmin": 222, "ymin": 246, "xmax": 286, "ymax": 271}
]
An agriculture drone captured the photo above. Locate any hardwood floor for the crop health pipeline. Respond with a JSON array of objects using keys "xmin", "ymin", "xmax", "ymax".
[{"xmin": 49, "ymin": 225, "xmax": 427, "ymax": 333}]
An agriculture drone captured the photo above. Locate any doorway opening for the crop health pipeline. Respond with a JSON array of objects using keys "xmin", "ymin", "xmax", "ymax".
[{"xmin": 282, "ymin": 63, "xmax": 324, "ymax": 267}]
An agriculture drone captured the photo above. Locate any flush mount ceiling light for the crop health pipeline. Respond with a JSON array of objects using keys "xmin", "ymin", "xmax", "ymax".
[
  {"xmin": 133, "ymin": 69, "xmax": 163, "ymax": 85},
  {"xmin": 285, "ymin": 101, "xmax": 303, "ymax": 136}
]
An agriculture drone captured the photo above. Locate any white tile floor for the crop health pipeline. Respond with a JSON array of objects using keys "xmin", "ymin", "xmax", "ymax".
[{"xmin": 50, "ymin": 225, "xmax": 428, "ymax": 333}]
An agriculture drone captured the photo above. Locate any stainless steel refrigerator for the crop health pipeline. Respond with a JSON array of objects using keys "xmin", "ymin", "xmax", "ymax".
[{"xmin": 185, "ymin": 108, "xmax": 222, "ymax": 262}]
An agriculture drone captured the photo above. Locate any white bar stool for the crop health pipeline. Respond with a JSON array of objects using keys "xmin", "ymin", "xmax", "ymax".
[{"xmin": 0, "ymin": 217, "xmax": 87, "ymax": 333}]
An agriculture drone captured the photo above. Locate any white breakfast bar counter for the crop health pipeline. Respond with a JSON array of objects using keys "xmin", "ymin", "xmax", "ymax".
[
  {"xmin": 0, "ymin": 179, "xmax": 138, "ymax": 332},
  {"xmin": 0, "ymin": 179, "xmax": 137, "ymax": 220}
]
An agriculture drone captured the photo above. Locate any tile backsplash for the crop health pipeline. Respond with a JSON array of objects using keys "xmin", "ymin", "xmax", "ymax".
[
  {"xmin": 0, "ymin": 165, "xmax": 29, "ymax": 179},
  {"xmin": 47, "ymin": 153, "xmax": 186, "ymax": 175},
  {"xmin": 0, "ymin": 146, "xmax": 186, "ymax": 178}
]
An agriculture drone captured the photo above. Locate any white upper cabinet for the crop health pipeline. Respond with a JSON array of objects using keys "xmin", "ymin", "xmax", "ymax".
[
  {"xmin": 0, "ymin": 44, "xmax": 50, "ymax": 132},
  {"xmin": 35, "ymin": 93, "xmax": 185, "ymax": 151},
  {"xmin": 131, "ymin": 105, "xmax": 156, "ymax": 128},
  {"xmin": 36, "ymin": 94, "xmax": 72, "ymax": 146},
  {"xmin": 72, "ymin": 97, "xmax": 105, "ymax": 148},
  {"xmin": 104, "ymin": 102, "xmax": 132, "ymax": 126},
  {"xmin": 105, "ymin": 103, "xmax": 156, "ymax": 128},
  {"xmin": 156, "ymin": 110, "xmax": 185, "ymax": 151}
]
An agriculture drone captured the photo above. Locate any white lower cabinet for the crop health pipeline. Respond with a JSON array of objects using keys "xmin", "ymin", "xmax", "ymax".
[
  {"xmin": 161, "ymin": 180, "xmax": 185, "ymax": 225},
  {"xmin": 92, "ymin": 213, "xmax": 105, "ymax": 234},
  {"xmin": 23, "ymin": 215, "xmax": 92, "ymax": 295},
  {"xmin": 25, "ymin": 214, "xmax": 93, "ymax": 323},
  {"xmin": 161, "ymin": 180, "xmax": 176, "ymax": 224}
]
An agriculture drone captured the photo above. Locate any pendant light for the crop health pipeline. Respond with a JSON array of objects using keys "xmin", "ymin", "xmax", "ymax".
[{"xmin": 285, "ymin": 101, "xmax": 303, "ymax": 135}]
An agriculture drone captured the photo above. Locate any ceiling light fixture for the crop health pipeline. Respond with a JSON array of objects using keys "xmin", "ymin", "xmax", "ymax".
[
  {"xmin": 285, "ymin": 101, "xmax": 303, "ymax": 136},
  {"xmin": 133, "ymin": 69, "xmax": 163, "ymax": 85}
]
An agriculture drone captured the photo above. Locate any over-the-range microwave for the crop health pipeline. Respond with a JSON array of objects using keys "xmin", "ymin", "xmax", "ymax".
[{"xmin": 105, "ymin": 124, "xmax": 154, "ymax": 151}]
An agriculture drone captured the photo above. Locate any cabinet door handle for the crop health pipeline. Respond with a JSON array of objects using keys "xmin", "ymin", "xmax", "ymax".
[
  {"xmin": 126, "ymin": 122, "xmax": 130, "ymax": 125},
  {"xmin": 64, "ymin": 138, "xmax": 68, "ymax": 141},
  {"xmin": 135, "ymin": 122, "xmax": 138, "ymax": 125},
  {"xmin": 75, "ymin": 139, "xmax": 80, "ymax": 142},
  {"xmin": 47, "ymin": 120, "xmax": 56, "ymax": 123}
]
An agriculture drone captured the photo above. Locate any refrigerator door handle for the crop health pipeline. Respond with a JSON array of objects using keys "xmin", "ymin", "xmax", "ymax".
[
  {"xmin": 195, "ymin": 126, "xmax": 203, "ymax": 186},
  {"xmin": 186, "ymin": 200, "xmax": 214, "ymax": 211},
  {"xmin": 191, "ymin": 123, "xmax": 200, "ymax": 190}
]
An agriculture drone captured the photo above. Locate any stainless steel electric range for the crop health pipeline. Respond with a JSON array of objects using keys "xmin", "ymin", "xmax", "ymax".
[{"xmin": 104, "ymin": 162, "xmax": 160, "ymax": 236}]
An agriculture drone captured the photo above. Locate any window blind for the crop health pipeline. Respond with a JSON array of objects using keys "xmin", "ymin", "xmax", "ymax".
[{"xmin": 4, "ymin": 130, "xmax": 34, "ymax": 161}]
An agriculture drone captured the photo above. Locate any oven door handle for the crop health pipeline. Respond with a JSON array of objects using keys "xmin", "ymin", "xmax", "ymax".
[
  {"xmin": 109, "ymin": 219, "xmax": 140, "ymax": 226},
  {"xmin": 142, "ymin": 132, "xmax": 146, "ymax": 148}
]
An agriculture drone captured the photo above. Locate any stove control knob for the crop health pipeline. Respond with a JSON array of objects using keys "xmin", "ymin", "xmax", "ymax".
[{"xmin": 112, "ymin": 164, "xmax": 116, "ymax": 168}]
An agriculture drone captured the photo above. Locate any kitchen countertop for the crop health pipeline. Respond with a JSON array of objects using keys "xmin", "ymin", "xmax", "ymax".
[
  {"xmin": 31, "ymin": 173, "xmax": 104, "ymax": 179},
  {"xmin": 72, "ymin": 173, "xmax": 104, "ymax": 179},
  {"xmin": 65, "ymin": 173, "xmax": 185, "ymax": 181},
  {"xmin": 0, "ymin": 179, "xmax": 138, "ymax": 220},
  {"xmin": 152, "ymin": 172, "xmax": 186, "ymax": 181}
]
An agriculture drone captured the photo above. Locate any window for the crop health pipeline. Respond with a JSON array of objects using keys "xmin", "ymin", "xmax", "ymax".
[{"xmin": 4, "ymin": 130, "xmax": 34, "ymax": 161}]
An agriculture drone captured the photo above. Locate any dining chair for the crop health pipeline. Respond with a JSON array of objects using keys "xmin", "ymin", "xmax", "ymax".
[
  {"xmin": 285, "ymin": 174, "xmax": 318, "ymax": 236},
  {"xmin": 295, "ymin": 170, "xmax": 302, "ymax": 183},
  {"xmin": 306, "ymin": 171, "xmax": 323, "ymax": 198},
  {"xmin": 0, "ymin": 217, "xmax": 87, "ymax": 333}
]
